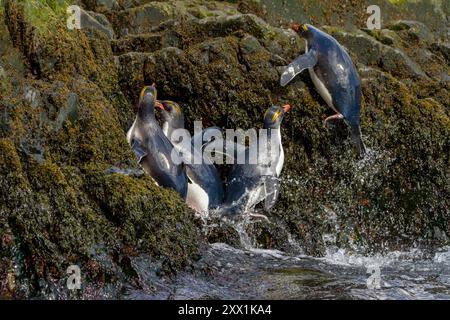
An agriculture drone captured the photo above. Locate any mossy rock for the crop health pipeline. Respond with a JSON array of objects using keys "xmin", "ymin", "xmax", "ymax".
[
  {"xmin": 0, "ymin": 0, "xmax": 203, "ymax": 298},
  {"xmin": 83, "ymin": 166, "xmax": 201, "ymax": 272}
]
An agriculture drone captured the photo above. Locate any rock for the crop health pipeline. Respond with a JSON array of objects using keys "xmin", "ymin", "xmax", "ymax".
[
  {"xmin": 84, "ymin": 10, "xmax": 116, "ymax": 40},
  {"xmin": 112, "ymin": 33, "xmax": 163, "ymax": 55},
  {"xmin": 245, "ymin": 219, "xmax": 295, "ymax": 252},
  {"xmin": 117, "ymin": 52, "xmax": 152, "ymax": 104},
  {"xmin": 88, "ymin": 0, "xmax": 120, "ymax": 11},
  {"xmin": 0, "ymin": 101, "xmax": 14, "ymax": 138},
  {"xmin": 0, "ymin": 0, "xmax": 203, "ymax": 299},
  {"xmin": 380, "ymin": 46, "xmax": 427, "ymax": 79},
  {"xmin": 239, "ymin": 34, "xmax": 263, "ymax": 55},
  {"xmin": 363, "ymin": 28, "xmax": 402, "ymax": 46},
  {"xmin": 323, "ymin": 26, "xmax": 428, "ymax": 79},
  {"xmin": 23, "ymin": 86, "xmax": 41, "ymax": 108},
  {"xmin": 53, "ymin": 92, "xmax": 79, "ymax": 132},
  {"xmin": 19, "ymin": 139, "xmax": 45, "ymax": 163},
  {"xmin": 387, "ymin": 20, "xmax": 435, "ymax": 44},
  {"xmin": 430, "ymin": 42, "xmax": 450, "ymax": 63},
  {"xmin": 258, "ymin": 0, "xmax": 449, "ymax": 39},
  {"xmin": 114, "ymin": 2, "xmax": 179, "ymax": 35},
  {"xmin": 204, "ymin": 218, "xmax": 242, "ymax": 247},
  {"xmin": 379, "ymin": 29, "xmax": 401, "ymax": 46}
]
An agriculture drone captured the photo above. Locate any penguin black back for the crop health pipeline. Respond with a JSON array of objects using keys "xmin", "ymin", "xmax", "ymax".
[
  {"xmin": 220, "ymin": 104, "xmax": 291, "ymax": 215},
  {"xmin": 127, "ymin": 86, "xmax": 188, "ymax": 199}
]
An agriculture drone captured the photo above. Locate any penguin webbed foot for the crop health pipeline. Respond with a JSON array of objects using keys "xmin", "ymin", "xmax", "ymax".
[
  {"xmin": 246, "ymin": 212, "xmax": 270, "ymax": 223},
  {"xmin": 323, "ymin": 113, "xmax": 344, "ymax": 127},
  {"xmin": 214, "ymin": 206, "xmax": 270, "ymax": 222}
]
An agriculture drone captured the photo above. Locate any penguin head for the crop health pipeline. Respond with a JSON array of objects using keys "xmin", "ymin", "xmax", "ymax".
[
  {"xmin": 137, "ymin": 84, "xmax": 158, "ymax": 119},
  {"xmin": 263, "ymin": 104, "xmax": 292, "ymax": 129},
  {"xmin": 159, "ymin": 100, "xmax": 185, "ymax": 130},
  {"xmin": 291, "ymin": 23, "xmax": 310, "ymax": 38}
]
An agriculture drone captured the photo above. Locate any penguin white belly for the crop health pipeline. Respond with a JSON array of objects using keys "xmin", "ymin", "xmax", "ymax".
[
  {"xmin": 126, "ymin": 118, "xmax": 137, "ymax": 145},
  {"xmin": 273, "ymin": 128, "xmax": 284, "ymax": 177},
  {"xmin": 186, "ymin": 182, "xmax": 209, "ymax": 213},
  {"xmin": 305, "ymin": 43, "xmax": 337, "ymax": 113},
  {"xmin": 276, "ymin": 148, "xmax": 284, "ymax": 177},
  {"xmin": 308, "ymin": 68, "xmax": 336, "ymax": 112},
  {"xmin": 127, "ymin": 118, "xmax": 146, "ymax": 144},
  {"xmin": 162, "ymin": 121, "xmax": 169, "ymax": 137}
]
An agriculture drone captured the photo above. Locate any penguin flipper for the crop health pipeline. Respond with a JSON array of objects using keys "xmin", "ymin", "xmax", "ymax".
[
  {"xmin": 280, "ymin": 49, "xmax": 318, "ymax": 86},
  {"xmin": 131, "ymin": 138, "xmax": 148, "ymax": 164},
  {"xmin": 191, "ymin": 126, "xmax": 223, "ymax": 150},
  {"xmin": 262, "ymin": 176, "xmax": 281, "ymax": 210}
]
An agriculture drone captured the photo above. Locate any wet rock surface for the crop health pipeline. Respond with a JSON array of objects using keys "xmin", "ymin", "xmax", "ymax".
[{"xmin": 0, "ymin": 0, "xmax": 449, "ymax": 299}]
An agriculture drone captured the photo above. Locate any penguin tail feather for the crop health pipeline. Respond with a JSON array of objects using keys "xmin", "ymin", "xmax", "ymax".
[{"xmin": 351, "ymin": 125, "xmax": 367, "ymax": 157}]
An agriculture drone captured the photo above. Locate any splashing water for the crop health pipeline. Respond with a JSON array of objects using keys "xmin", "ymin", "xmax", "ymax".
[
  {"xmin": 120, "ymin": 242, "xmax": 450, "ymax": 300},
  {"xmin": 114, "ymin": 145, "xmax": 450, "ymax": 300},
  {"xmin": 148, "ymin": 185, "xmax": 445, "ymax": 300}
]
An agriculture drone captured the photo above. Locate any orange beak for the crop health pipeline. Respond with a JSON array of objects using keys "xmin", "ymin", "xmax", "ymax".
[
  {"xmin": 155, "ymin": 100, "xmax": 165, "ymax": 110},
  {"xmin": 291, "ymin": 23, "xmax": 301, "ymax": 33},
  {"xmin": 282, "ymin": 104, "xmax": 292, "ymax": 113}
]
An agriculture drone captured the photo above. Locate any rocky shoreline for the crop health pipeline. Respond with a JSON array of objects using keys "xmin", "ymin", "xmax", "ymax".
[{"xmin": 0, "ymin": 0, "xmax": 448, "ymax": 298}]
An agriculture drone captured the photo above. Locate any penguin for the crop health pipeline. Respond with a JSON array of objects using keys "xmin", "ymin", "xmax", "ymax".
[
  {"xmin": 280, "ymin": 23, "xmax": 366, "ymax": 156},
  {"xmin": 126, "ymin": 87, "xmax": 188, "ymax": 199},
  {"xmin": 157, "ymin": 100, "xmax": 224, "ymax": 212},
  {"xmin": 158, "ymin": 100, "xmax": 184, "ymax": 141},
  {"xmin": 218, "ymin": 104, "xmax": 292, "ymax": 216}
]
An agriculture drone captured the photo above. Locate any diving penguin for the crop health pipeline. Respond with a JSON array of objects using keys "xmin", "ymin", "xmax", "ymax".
[
  {"xmin": 280, "ymin": 23, "xmax": 366, "ymax": 156},
  {"xmin": 127, "ymin": 87, "xmax": 188, "ymax": 199},
  {"xmin": 218, "ymin": 104, "xmax": 292, "ymax": 216},
  {"xmin": 158, "ymin": 100, "xmax": 224, "ymax": 212}
]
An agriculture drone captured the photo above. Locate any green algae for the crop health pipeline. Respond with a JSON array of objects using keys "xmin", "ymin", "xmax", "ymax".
[
  {"xmin": 22, "ymin": 0, "xmax": 68, "ymax": 33},
  {"xmin": 84, "ymin": 168, "xmax": 201, "ymax": 271},
  {"xmin": 388, "ymin": 0, "xmax": 408, "ymax": 4}
]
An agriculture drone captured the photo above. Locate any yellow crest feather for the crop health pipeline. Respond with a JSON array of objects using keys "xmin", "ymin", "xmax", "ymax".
[
  {"xmin": 140, "ymin": 86, "xmax": 157, "ymax": 100},
  {"xmin": 272, "ymin": 110, "xmax": 281, "ymax": 122},
  {"xmin": 139, "ymin": 87, "xmax": 147, "ymax": 100}
]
